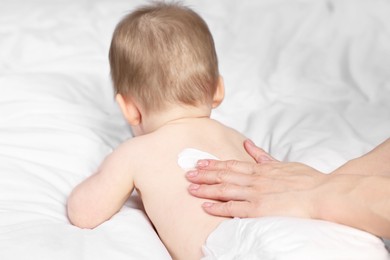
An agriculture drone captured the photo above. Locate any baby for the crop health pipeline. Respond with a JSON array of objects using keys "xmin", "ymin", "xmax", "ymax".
[{"xmin": 67, "ymin": 2, "xmax": 254, "ymax": 259}]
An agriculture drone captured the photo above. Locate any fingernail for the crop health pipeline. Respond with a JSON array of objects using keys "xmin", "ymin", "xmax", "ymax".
[
  {"xmin": 188, "ymin": 184, "xmax": 200, "ymax": 190},
  {"xmin": 186, "ymin": 170, "xmax": 198, "ymax": 178},
  {"xmin": 197, "ymin": 160, "xmax": 209, "ymax": 167},
  {"xmin": 202, "ymin": 202, "xmax": 213, "ymax": 208}
]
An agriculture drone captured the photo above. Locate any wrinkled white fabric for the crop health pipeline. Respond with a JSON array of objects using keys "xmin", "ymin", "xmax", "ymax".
[{"xmin": 203, "ymin": 217, "xmax": 389, "ymax": 260}]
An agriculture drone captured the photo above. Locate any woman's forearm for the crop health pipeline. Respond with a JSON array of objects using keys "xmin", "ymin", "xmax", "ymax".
[
  {"xmin": 324, "ymin": 138, "xmax": 390, "ymax": 238},
  {"xmin": 332, "ymin": 138, "xmax": 390, "ymax": 176},
  {"xmin": 316, "ymin": 174, "xmax": 390, "ymax": 239}
]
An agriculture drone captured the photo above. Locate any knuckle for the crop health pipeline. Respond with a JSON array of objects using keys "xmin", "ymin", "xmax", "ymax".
[
  {"xmin": 198, "ymin": 169, "xmax": 215, "ymax": 182},
  {"xmin": 249, "ymin": 163, "xmax": 262, "ymax": 175},
  {"xmin": 226, "ymin": 160, "xmax": 238, "ymax": 169},
  {"xmin": 215, "ymin": 170, "xmax": 228, "ymax": 183},
  {"xmin": 216, "ymin": 183, "xmax": 229, "ymax": 198},
  {"xmin": 197, "ymin": 169, "xmax": 208, "ymax": 178},
  {"xmin": 193, "ymin": 170, "xmax": 206, "ymax": 181},
  {"xmin": 225, "ymin": 200, "xmax": 236, "ymax": 216},
  {"xmin": 261, "ymin": 164, "xmax": 279, "ymax": 176}
]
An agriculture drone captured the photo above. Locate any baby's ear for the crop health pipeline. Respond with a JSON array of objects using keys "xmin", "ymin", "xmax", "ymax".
[
  {"xmin": 212, "ymin": 76, "xmax": 225, "ymax": 108},
  {"xmin": 115, "ymin": 94, "xmax": 141, "ymax": 125}
]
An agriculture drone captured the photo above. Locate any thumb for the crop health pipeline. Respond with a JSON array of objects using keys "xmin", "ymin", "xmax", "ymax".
[{"xmin": 244, "ymin": 139, "xmax": 277, "ymax": 163}]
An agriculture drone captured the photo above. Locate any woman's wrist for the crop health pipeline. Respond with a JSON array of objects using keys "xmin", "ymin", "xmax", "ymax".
[
  {"xmin": 313, "ymin": 174, "xmax": 390, "ymax": 238},
  {"xmin": 311, "ymin": 174, "xmax": 367, "ymax": 224},
  {"xmin": 331, "ymin": 158, "xmax": 364, "ymax": 175}
]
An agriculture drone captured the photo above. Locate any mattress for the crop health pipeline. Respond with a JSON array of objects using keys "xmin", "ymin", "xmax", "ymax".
[{"xmin": 1, "ymin": 0, "xmax": 389, "ymax": 259}]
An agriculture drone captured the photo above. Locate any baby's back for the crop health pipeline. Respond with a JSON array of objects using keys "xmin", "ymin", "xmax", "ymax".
[{"xmin": 130, "ymin": 118, "xmax": 255, "ymax": 259}]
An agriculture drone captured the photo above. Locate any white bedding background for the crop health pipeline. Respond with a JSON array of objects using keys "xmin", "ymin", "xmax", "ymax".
[{"xmin": 0, "ymin": 0, "xmax": 389, "ymax": 259}]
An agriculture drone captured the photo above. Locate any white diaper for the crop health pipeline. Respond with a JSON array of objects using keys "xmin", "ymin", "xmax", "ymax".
[
  {"xmin": 202, "ymin": 218, "xmax": 271, "ymax": 260},
  {"xmin": 202, "ymin": 217, "xmax": 389, "ymax": 260}
]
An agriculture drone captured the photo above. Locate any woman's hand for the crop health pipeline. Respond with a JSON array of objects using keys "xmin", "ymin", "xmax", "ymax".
[
  {"xmin": 186, "ymin": 139, "xmax": 390, "ymax": 239},
  {"xmin": 186, "ymin": 140, "xmax": 327, "ymax": 218}
]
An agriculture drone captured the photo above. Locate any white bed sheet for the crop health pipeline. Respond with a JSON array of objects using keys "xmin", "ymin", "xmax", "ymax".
[{"xmin": 1, "ymin": 0, "xmax": 389, "ymax": 259}]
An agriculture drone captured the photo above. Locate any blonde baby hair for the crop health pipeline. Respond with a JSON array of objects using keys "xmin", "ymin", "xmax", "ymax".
[{"xmin": 109, "ymin": 1, "xmax": 219, "ymax": 113}]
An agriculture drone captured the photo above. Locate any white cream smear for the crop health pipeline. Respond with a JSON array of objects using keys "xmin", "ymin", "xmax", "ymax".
[{"xmin": 177, "ymin": 148, "xmax": 219, "ymax": 171}]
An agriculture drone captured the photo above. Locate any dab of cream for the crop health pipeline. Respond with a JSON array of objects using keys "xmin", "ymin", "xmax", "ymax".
[{"xmin": 177, "ymin": 148, "xmax": 219, "ymax": 171}]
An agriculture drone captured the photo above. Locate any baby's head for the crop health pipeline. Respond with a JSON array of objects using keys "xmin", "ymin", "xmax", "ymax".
[{"xmin": 109, "ymin": 2, "xmax": 223, "ymax": 119}]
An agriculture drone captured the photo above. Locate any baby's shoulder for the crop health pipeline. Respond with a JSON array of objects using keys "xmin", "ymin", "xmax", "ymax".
[
  {"xmin": 117, "ymin": 132, "xmax": 173, "ymax": 157},
  {"xmin": 118, "ymin": 134, "xmax": 156, "ymax": 151}
]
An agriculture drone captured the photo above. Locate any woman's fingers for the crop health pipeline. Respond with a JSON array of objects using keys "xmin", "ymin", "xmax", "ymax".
[
  {"xmin": 200, "ymin": 193, "xmax": 311, "ymax": 219},
  {"xmin": 186, "ymin": 168, "xmax": 255, "ymax": 186},
  {"xmin": 188, "ymin": 182, "xmax": 252, "ymax": 201},
  {"xmin": 193, "ymin": 140, "xmax": 275, "ymax": 175},
  {"xmin": 201, "ymin": 200, "xmax": 254, "ymax": 218},
  {"xmin": 196, "ymin": 159, "xmax": 261, "ymax": 175}
]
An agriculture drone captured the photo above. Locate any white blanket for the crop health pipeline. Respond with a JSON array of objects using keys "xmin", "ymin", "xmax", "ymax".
[{"xmin": 1, "ymin": 0, "xmax": 389, "ymax": 259}]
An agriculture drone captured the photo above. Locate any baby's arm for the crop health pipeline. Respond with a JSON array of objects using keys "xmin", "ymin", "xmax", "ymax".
[{"xmin": 67, "ymin": 144, "xmax": 134, "ymax": 229}]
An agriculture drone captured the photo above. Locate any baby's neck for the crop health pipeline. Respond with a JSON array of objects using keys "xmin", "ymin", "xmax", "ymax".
[{"xmin": 139, "ymin": 104, "xmax": 212, "ymax": 135}]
